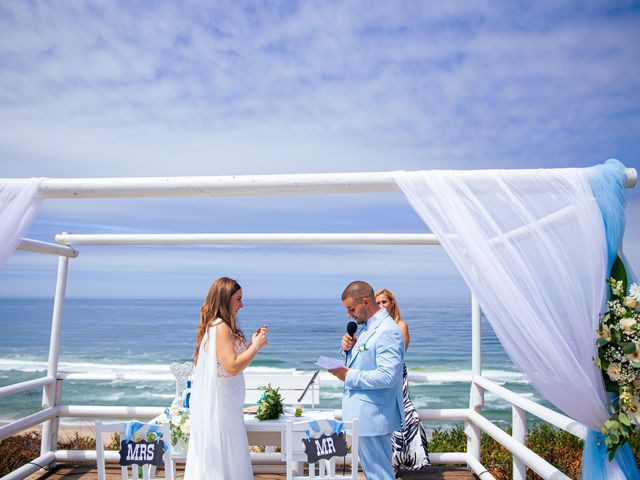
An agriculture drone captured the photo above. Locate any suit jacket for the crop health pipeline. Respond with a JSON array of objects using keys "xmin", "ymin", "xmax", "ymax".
[{"xmin": 342, "ymin": 308, "xmax": 405, "ymax": 436}]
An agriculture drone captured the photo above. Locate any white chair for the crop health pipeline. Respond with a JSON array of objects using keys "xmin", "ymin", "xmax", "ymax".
[
  {"xmin": 283, "ymin": 418, "xmax": 359, "ymax": 480},
  {"xmin": 96, "ymin": 421, "xmax": 174, "ymax": 480}
]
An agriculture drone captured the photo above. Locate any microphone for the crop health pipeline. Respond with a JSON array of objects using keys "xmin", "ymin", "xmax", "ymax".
[{"xmin": 345, "ymin": 321, "xmax": 358, "ymax": 364}]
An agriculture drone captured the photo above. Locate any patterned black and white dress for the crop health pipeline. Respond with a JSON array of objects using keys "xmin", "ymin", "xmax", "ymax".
[{"xmin": 391, "ymin": 363, "xmax": 430, "ymax": 473}]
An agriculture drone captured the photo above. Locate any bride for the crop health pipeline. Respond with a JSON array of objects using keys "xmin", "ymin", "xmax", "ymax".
[{"xmin": 184, "ymin": 277, "xmax": 268, "ymax": 479}]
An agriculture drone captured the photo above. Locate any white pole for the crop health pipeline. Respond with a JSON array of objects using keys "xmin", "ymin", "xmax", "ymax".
[
  {"xmin": 55, "ymin": 232, "xmax": 440, "ymax": 246},
  {"xmin": 40, "ymin": 254, "xmax": 69, "ymax": 462},
  {"xmin": 16, "ymin": 237, "xmax": 78, "ymax": 258},
  {"xmin": 513, "ymin": 405, "xmax": 527, "ymax": 480},
  {"xmin": 467, "ymin": 294, "xmax": 483, "ymax": 465},
  {"xmin": 471, "ymin": 294, "xmax": 482, "ymax": 385},
  {"xmin": 11, "ymin": 167, "xmax": 633, "ymax": 199}
]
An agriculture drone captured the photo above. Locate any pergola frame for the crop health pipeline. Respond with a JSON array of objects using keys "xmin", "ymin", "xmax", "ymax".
[{"xmin": 1, "ymin": 167, "xmax": 637, "ymax": 480}]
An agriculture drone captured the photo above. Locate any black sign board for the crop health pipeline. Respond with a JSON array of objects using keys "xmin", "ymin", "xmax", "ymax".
[
  {"xmin": 302, "ymin": 432, "xmax": 348, "ymax": 463},
  {"xmin": 119, "ymin": 440, "xmax": 165, "ymax": 467}
]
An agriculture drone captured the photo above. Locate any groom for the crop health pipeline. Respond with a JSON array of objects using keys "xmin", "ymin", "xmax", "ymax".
[{"xmin": 328, "ymin": 281, "xmax": 404, "ymax": 479}]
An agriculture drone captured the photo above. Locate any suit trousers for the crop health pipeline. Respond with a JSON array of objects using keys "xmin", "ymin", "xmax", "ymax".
[{"xmin": 359, "ymin": 434, "xmax": 394, "ymax": 480}]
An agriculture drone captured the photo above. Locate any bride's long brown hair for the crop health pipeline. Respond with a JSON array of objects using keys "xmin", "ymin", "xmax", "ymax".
[{"xmin": 194, "ymin": 277, "xmax": 245, "ymax": 365}]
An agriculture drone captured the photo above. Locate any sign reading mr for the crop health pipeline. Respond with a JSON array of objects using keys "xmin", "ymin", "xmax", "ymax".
[
  {"xmin": 302, "ymin": 432, "xmax": 348, "ymax": 463},
  {"xmin": 119, "ymin": 439, "xmax": 165, "ymax": 467}
]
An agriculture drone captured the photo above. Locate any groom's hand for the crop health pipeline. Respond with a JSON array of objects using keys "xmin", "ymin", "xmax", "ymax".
[
  {"xmin": 328, "ymin": 366, "xmax": 348, "ymax": 381},
  {"xmin": 341, "ymin": 333, "xmax": 356, "ymax": 352}
]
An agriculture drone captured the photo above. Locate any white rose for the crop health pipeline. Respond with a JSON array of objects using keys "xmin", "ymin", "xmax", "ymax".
[
  {"xmin": 171, "ymin": 416, "xmax": 181, "ymax": 427},
  {"xmin": 170, "ymin": 405, "xmax": 180, "ymax": 417},
  {"xmin": 599, "ymin": 325, "xmax": 611, "ymax": 340},
  {"xmin": 620, "ymin": 318, "xmax": 636, "ymax": 333},
  {"xmin": 623, "ymin": 297, "xmax": 638, "ymax": 309},
  {"xmin": 626, "ymin": 347, "xmax": 640, "ymax": 363},
  {"xmin": 607, "ymin": 363, "xmax": 621, "ymax": 381},
  {"xmin": 182, "ymin": 420, "xmax": 191, "ymax": 435}
]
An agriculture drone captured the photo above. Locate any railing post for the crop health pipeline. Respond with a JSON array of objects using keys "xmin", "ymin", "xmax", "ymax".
[
  {"xmin": 468, "ymin": 294, "xmax": 483, "ymax": 466},
  {"xmin": 512, "ymin": 405, "xmax": 527, "ymax": 480},
  {"xmin": 40, "ymin": 254, "xmax": 70, "ymax": 462}
]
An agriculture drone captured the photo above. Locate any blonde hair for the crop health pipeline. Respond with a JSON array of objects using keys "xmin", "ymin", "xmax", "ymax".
[
  {"xmin": 375, "ymin": 288, "xmax": 402, "ymax": 323},
  {"xmin": 194, "ymin": 277, "xmax": 244, "ymax": 365}
]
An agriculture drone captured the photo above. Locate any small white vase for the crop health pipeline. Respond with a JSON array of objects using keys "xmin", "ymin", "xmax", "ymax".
[{"xmin": 173, "ymin": 438, "xmax": 189, "ymax": 455}]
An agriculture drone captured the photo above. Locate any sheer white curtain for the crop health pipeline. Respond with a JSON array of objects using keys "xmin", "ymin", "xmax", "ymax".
[
  {"xmin": 0, "ymin": 178, "xmax": 44, "ymax": 269},
  {"xmin": 395, "ymin": 168, "xmax": 614, "ymax": 446}
]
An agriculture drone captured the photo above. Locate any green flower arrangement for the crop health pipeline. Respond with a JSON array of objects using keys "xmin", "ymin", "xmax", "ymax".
[
  {"xmin": 256, "ymin": 384, "xmax": 284, "ymax": 421},
  {"xmin": 596, "ymin": 257, "xmax": 640, "ymax": 459}
]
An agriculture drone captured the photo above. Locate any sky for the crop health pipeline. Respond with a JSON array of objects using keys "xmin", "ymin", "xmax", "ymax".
[{"xmin": 0, "ymin": 0, "xmax": 639, "ymax": 301}]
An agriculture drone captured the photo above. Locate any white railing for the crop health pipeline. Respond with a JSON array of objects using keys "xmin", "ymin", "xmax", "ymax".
[
  {"xmin": 1, "ymin": 370, "xmax": 584, "ymax": 479},
  {"xmin": 467, "ymin": 376, "xmax": 587, "ymax": 480},
  {"xmin": 0, "ymin": 376, "xmax": 55, "ymax": 399}
]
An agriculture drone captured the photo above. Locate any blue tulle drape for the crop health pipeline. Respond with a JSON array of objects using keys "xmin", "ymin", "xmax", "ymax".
[
  {"xmin": 588, "ymin": 159, "xmax": 628, "ymax": 273},
  {"xmin": 586, "ymin": 159, "xmax": 640, "ymax": 479}
]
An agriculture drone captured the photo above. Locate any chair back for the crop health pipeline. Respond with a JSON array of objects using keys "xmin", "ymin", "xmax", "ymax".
[
  {"xmin": 95, "ymin": 421, "xmax": 174, "ymax": 480},
  {"xmin": 284, "ymin": 418, "xmax": 359, "ymax": 480}
]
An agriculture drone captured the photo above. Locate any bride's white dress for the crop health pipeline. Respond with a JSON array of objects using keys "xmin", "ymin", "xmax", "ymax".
[{"xmin": 184, "ymin": 320, "xmax": 253, "ymax": 479}]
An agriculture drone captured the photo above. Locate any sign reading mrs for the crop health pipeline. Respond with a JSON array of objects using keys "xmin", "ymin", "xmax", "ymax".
[
  {"xmin": 302, "ymin": 432, "xmax": 348, "ymax": 463},
  {"xmin": 119, "ymin": 440, "xmax": 165, "ymax": 467}
]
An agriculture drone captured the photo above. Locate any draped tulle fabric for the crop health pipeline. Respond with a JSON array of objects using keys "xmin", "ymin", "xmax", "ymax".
[
  {"xmin": 184, "ymin": 322, "xmax": 253, "ymax": 480},
  {"xmin": 0, "ymin": 178, "xmax": 44, "ymax": 270},
  {"xmin": 395, "ymin": 165, "xmax": 630, "ymax": 479}
]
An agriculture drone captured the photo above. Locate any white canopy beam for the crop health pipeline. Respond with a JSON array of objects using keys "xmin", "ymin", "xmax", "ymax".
[
  {"xmin": 54, "ymin": 232, "xmax": 440, "ymax": 246},
  {"xmin": 16, "ymin": 237, "xmax": 79, "ymax": 257},
  {"xmin": 5, "ymin": 168, "xmax": 632, "ymax": 199}
]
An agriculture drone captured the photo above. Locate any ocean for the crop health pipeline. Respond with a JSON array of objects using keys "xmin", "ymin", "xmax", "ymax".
[{"xmin": 0, "ymin": 298, "xmax": 554, "ymax": 429}]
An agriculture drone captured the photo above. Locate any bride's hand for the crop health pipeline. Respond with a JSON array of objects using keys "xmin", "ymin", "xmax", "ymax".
[{"xmin": 251, "ymin": 329, "xmax": 268, "ymax": 351}]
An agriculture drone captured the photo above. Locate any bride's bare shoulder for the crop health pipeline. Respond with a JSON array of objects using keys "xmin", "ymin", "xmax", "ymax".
[{"xmin": 213, "ymin": 320, "xmax": 232, "ymax": 336}]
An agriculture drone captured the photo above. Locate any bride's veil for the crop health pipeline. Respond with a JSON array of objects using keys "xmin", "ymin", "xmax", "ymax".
[{"xmin": 184, "ymin": 322, "xmax": 225, "ymax": 477}]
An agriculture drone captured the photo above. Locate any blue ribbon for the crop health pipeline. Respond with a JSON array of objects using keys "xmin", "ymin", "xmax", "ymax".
[
  {"xmin": 587, "ymin": 158, "xmax": 627, "ymax": 276},
  {"xmin": 304, "ymin": 419, "xmax": 343, "ymax": 439},
  {"xmin": 124, "ymin": 421, "xmax": 168, "ymax": 452}
]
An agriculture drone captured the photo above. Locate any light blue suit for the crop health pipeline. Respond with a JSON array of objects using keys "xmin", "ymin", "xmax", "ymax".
[{"xmin": 342, "ymin": 308, "xmax": 404, "ymax": 479}]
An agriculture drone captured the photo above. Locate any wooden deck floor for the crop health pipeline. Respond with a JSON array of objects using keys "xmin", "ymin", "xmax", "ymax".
[{"xmin": 26, "ymin": 463, "xmax": 478, "ymax": 479}]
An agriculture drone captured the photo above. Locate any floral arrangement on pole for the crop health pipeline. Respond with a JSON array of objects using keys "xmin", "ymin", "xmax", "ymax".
[
  {"xmin": 596, "ymin": 257, "xmax": 640, "ymax": 459},
  {"xmin": 155, "ymin": 401, "xmax": 191, "ymax": 451},
  {"xmin": 256, "ymin": 384, "xmax": 284, "ymax": 421}
]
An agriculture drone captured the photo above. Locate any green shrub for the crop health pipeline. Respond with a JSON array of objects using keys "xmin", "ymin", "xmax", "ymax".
[
  {"xmin": 0, "ymin": 431, "xmax": 42, "ymax": 476},
  {"xmin": 0, "ymin": 430, "xmax": 100, "ymax": 476},
  {"xmin": 423, "ymin": 423, "xmax": 639, "ymax": 479}
]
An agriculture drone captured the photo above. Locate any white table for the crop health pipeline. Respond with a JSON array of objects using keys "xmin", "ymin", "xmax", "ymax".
[{"xmin": 170, "ymin": 409, "xmax": 337, "ymax": 461}]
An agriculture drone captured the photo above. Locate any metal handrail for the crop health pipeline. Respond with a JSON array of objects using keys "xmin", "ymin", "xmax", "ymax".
[
  {"xmin": 0, "ymin": 375, "xmax": 55, "ymax": 399},
  {"xmin": 473, "ymin": 375, "xmax": 588, "ymax": 440}
]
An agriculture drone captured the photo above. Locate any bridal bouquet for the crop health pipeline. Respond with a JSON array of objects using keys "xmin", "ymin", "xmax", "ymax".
[
  {"xmin": 596, "ymin": 261, "xmax": 640, "ymax": 459},
  {"xmin": 256, "ymin": 384, "xmax": 284, "ymax": 421}
]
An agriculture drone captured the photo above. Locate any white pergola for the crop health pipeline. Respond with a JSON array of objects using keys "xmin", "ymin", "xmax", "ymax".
[{"xmin": 1, "ymin": 168, "xmax": 637, "ymax": 480}]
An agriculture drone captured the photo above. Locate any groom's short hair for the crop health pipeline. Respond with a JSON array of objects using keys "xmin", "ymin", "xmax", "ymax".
[{"xmin": 342, "ymin": 281, "xmax": 375, "ymax": 303}]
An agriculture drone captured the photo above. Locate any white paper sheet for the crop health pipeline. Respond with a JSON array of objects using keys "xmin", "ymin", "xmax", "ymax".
[{"xmin": 314, "ymin": 355, "xmax": 345, "ymax": 370}]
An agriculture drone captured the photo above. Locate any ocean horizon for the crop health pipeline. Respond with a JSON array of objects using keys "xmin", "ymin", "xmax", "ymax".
[{"xmin": 0, "ymin": 297, "xmax": 555, "ymax": 428}]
